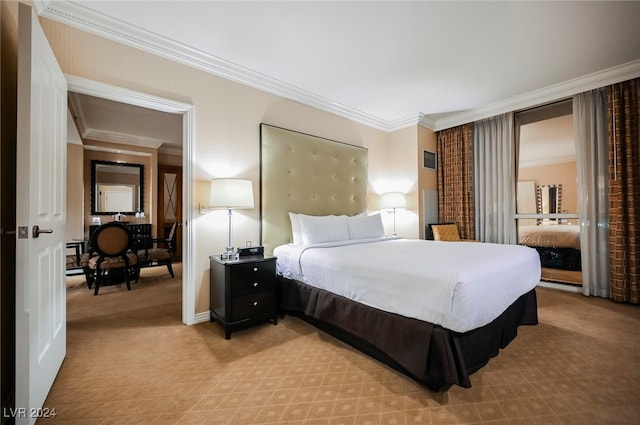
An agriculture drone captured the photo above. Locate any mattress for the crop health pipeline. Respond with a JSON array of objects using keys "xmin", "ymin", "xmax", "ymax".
[
  {"xmin": 518, "ymin": 224, "xmax": 581, "ymax": 249},
  {"xmin": 274, "ymin": 238, "xmax": 541, "ymax": 333}
]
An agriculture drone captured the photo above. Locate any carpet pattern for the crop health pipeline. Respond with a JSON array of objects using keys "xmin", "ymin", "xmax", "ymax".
[{"xmin": 40, "ymin": 265, "xmax": 640, "ymax": 424}]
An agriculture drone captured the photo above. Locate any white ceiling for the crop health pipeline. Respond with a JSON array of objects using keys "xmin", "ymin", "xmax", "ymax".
[
  {"xmin": 44, "ymin": 0, "xmax": 640, "ymax": 145},
  {"xmin": 68, "ymin": 92, "xmax": 184, "ymax": 153}
]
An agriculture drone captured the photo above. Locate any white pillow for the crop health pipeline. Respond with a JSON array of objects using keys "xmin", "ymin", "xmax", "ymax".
[
  {"xmin": 298, "ymin": 214, "xmax": 349, "ymax": 245},
  {"xmin": 289, "ymin": 212, "xmax": 302, "ymax": 245},
  {"xmin": 347, "ymin": 213, "xmax": 385, "ymax": 240}
]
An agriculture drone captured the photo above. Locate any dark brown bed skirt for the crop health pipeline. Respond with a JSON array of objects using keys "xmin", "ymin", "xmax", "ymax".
[{"xmin": 277, "ymin": 276, "xmax": 538, "ymax": 392}]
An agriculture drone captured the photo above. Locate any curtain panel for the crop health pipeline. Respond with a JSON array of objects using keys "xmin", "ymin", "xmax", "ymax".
[
  {"xmin": 574, "ymin": 88, "xmax": 610, "ymax": 298},
  {"xmin": 436, "ymin": 124, "xmax": 474, "ymax": 239},
  {"xmin": 609, "ymin": 79, "xmax": 640, "ymax": 304},
  {"xmin": 473, "ymin": 113, "xmax": 517, "ymax": 244}
]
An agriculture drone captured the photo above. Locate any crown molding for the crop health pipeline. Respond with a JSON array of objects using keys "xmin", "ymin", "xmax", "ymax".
[
  {"xmin": 42, "ymin": 2, "xmax": 640, "ymax": 134},
  {"xmin": 83, "ymin": 144, "xmax": 152, "ymax": 157},
  {"xmin": 433, "ymin": 59, "xmax": 640, "ymax": 131},
  {"xmin": 41, "ymin": 1, "xmax": 396, "ymax": 132},
  {"xmin": 519, "ymin": 155, "xmax": 576, "ymax": 169},
  {"xmin": 418, "ymin": 114, "xmax": 437, "ymax": 131},
  {"xmin": 82, "ymin": 128, "xmax": 166, "ymax": 149}
]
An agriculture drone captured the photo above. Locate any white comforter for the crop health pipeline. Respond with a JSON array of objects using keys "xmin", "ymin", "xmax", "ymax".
[{"xmin": 274, "ymin": 238, "xmax": 541, "ymax": 333}]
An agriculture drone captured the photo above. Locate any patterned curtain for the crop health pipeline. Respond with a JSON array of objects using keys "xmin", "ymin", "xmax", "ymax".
[
  {"xmin": 436, "ymin": 124, "xmax": 474, "ymax": 239},
  {"xmin": 609, "ymin": 78, "xmax": 640, "ymax": 304}
]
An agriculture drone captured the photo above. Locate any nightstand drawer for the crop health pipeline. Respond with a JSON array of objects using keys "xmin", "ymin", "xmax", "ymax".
[
  {"xmin": 231, "ymin": 292, "xmax": 274, "ymax": 321},
  {"xmin": 232, "ymin": 278, "xmax": 274, "ymax": 296},
  {"xmin": 230, "ymin": 261, "xmax": 276, "ymax": 296}
]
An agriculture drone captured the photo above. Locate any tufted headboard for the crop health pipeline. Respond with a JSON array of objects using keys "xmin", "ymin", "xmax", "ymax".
[{"xmin": 260, "ymin": 124, "xmax": 368, "ymax": 255}]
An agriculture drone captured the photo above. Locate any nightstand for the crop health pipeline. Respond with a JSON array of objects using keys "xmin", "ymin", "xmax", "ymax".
[{"xmin": 209, "ymin": 254, "xmax": 277, "ymax": 339}]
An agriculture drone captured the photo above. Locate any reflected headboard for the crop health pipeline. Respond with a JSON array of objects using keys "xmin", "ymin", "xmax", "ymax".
[{"xmin": 260, "ymin": 124, "xmax": 368, "ymax": 254}]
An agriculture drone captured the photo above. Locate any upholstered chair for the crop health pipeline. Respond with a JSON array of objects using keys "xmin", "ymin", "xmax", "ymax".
[
  {"xmin": 87, "ymin": 222, "xmax": 138, "ymax": 295},
  {"xmin": 430, "ymin": 223, "xmax": 479, "ymax": 242},
  {"xmin": 136, "ymin": 221, "xmax": 178, "ymax": 278}
]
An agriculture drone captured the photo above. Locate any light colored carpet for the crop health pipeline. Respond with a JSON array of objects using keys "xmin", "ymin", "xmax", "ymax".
[{"xmin": 41, "ymin": 265, "xmax": 640, "ymax": 424}]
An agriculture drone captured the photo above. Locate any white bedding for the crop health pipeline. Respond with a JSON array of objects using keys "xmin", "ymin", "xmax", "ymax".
[{"xmin": 274, "ymin": 238, "xmax": 541, "ymax": 333}]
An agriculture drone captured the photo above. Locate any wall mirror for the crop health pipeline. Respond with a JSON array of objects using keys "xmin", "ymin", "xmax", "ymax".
[
  {"xmin": 537, "ymin": 184, "xmax": 562, "ymax": 224},
  {"xmin": 91, "ymin": 160, "xmax": 144, "ymax": 215}
]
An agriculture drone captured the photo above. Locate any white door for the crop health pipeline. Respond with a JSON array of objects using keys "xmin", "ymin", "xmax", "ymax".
[{"xmin": 15, "ymin": 4, "xmax": 67, "ymax": 424}]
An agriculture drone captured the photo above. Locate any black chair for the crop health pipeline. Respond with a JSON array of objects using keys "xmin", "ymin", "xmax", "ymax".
[
  {"xmin": 86, "ymin": 222, "xmax": 139, "ymax": 295},
  {"xmin": 136, "ymin": 222, "xmax": 178, "ymax": 278}
]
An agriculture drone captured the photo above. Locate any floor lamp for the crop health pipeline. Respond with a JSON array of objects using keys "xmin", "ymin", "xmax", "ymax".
[
  {"xmin": 380, "ymin": 192, "xmax": 406, "ymax": 236},
  {"xmin": 209, "ymin": 178, "xmax": 254, "ymax": 260}
]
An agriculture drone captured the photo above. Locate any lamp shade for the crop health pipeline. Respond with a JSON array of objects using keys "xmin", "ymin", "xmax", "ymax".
[
  {"xmin": 379, "ymin": 192, "xmax": 406, "ymax": 210},
  {"xmin": 210, "ymin": 178, "xmax": 254, "ymax": 209}
]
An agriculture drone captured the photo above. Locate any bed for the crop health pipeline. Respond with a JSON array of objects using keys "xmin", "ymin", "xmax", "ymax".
[
  {"xmin": 260, "ymin": 124, "xmax": 541, "ymax": 391},
  {"xmin": 518, "ymin": 224, "xmax": 582, "ymax": 271}
]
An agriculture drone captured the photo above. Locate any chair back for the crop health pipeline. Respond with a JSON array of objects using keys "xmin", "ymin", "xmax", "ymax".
[
  {"xmin": 431, "ymin": 223, "xmax": 461, "ymax": 241},
  {"xmin": 90, "ymin": 223, "xmax": 132, "ymax": 257},
  {"xmin": 167, "ymin": 221, "xmax": 178, "ymax": 243}
]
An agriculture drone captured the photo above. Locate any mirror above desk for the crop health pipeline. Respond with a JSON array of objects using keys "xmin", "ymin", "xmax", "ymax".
[{"xmin": 91, "ymin": 160, "xmax": 144, "ymax": 215}]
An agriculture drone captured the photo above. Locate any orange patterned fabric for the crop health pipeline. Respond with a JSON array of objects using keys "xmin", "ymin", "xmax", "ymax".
[
  {"xmin": 609, "ymin": 79, "xmax": 640, "ymax": 304},
  {"xmin": 436, "ymin": 124, "xmax": 475, "ymax": 240},
  {"xmin": 431, "ymin": 224, "xmax": 461, "ymax": 241}
]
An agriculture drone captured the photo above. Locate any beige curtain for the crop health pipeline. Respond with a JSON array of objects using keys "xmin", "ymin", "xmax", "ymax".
[
  {"xmin": 574, "ymin": 88, "xmax": 610, "ymax": 298},
  {"xmin": 473, "ymin": 113, "xmax": 517, "ymax": 244},
  {"xmin": 609, "ymin": 78, "xmax": 640, "ymax": 304},
  {"xmin": 436, "ymin": 124, "xmax": 474, "ymax": 239}
]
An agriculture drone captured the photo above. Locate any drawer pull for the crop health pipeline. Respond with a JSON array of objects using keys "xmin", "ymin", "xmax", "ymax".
[
  {"xmin": 253, "ymin": 282, "xmax": 259, "ymax": 288},
  {"xmin": 253, "ymin": 267, "xmax": 258, "ymax": 272},
  {"xmin": 253, "ymin": 301, "xmax": 258, "ymax": 307}
]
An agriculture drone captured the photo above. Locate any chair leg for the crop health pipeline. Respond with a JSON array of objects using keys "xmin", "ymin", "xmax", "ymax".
[
  {"xmin": 166, "ymin": 261, "xmax": 174, "ymax": 278},
  {"xmin": 94, "ymin": 269, "xmax": 102, "ymax": 296},
  {"xmin": 125, "ymin": 270, "xmax": 131, "ymax": 291},
  {"xmin": 84, "ymin": 267, "xmax": 94, "ymax": 289}
]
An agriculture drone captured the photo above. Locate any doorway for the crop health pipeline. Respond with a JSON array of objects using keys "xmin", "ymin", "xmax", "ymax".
[
  {"xmin": 516, "ymin": 100, "xmax": 582, "ymax": 286},
  {"xmin": 66, "ymin": 75, "xmax": 195, "ymax": 324}
]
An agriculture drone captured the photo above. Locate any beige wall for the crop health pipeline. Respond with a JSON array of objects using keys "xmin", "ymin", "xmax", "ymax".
[
  {"xmin": 39, "ymin": 18, "xmax": 420, "ymax": 315},
  {"xmin": 66, "ymin": 143, "xmax": 84, "ymax": 241},
  {"xmin": 417, "ymin": 126, "xmax": 437, "ymax": 238},
  {"xmin": 518, "ymin": 161, "xmax": 578, "ymax": 213},
  {"xmin": 158, "ymin": 152, "xmax": 182, "ymax": 167},
  {"xmin": 383, "ymin": 126, "xmax": 420, "ymax": 238}
]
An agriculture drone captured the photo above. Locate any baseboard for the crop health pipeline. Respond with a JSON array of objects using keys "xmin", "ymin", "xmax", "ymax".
[
  {"xmin": 537, "ymin": 280, "xmax": 582, "ymax": 293},
  {"xmin": 193, "ymin": 311, "xmax": 210, "ymax": 324}
]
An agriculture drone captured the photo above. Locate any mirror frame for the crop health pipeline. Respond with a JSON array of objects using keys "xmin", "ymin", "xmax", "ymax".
[
  {"xmin": 91, "ymin": 160, "xmax": 144, "ymax": 216},
  {"xmin": 537, "ymin": 184, "xmax": 562, "ymax": 223}
]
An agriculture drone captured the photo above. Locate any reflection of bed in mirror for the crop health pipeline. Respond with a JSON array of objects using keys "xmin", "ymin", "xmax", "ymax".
[
  {"xmin": 518, "ymin": 223, "xmax": 581, "ymax": 271},
  {"xmin": 261, "ymin": 124, "xmax": 540, "ymax": 391},
  {"xmin": 517, "ymin": 182, "xmax": 582, "ymax": 273}
]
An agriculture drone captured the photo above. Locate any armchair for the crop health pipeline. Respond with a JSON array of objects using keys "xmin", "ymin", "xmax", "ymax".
[
  {"xmin": 429, "ymin": 223, "xmax": 479, "ymax": 242},
  {"xmin": 136, "ymin": 222, "xmax": 178, "ymax": 278}
]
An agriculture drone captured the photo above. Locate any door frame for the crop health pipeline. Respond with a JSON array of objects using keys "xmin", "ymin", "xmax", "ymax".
[{"xmin": 66, "ymin": 75, "xmax": 196, "ymax": 325}]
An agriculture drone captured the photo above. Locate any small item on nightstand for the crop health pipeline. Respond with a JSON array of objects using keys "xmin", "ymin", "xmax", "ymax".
[
  {"xmin": 220, "ymin": 250, "xmax": 239, "ymax": 261},
  {"xmin": 238, "ymin": 246, "xmax": 264, "ymax": 257}
]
